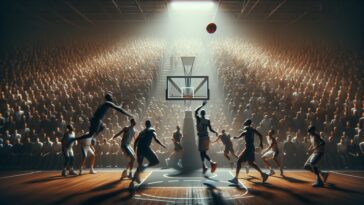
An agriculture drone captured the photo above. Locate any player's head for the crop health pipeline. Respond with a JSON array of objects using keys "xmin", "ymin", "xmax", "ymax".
[
  {"xmin": 130, "ymin": 118, "xmax": 136, "ymax": 126},
  {"xmin": 222, "ymin": 129, "xmax": 225, "ymax": 134},
  {"xmin": 66, "ymin": 124, "xmax": 74, "ymax": 132},
  {"xmin": 105, "ymin": 92, "xmax": 113, "ymax": 102},
  {"xmin": 307, "ymin": 125, "xmax": 316, "ymax": 133},
  {"xmin": 176, "ymin": 125, "xmax": 180, "ymax": 131},
  {"xmin": 145, "ymin": 120, "xmax": 152, "ymax": 128},
  {"xmin": 200, "ymin": 109, "xmax": 206, "ymax": 117},
  {"xmin": 243, "ymin": 119, "xmax": 252, "ymax": 126}
]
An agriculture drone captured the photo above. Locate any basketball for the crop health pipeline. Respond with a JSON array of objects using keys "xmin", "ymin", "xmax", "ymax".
[{"xmin": 206, "ymin": 23, "xmax": 217, "ymax": 34}]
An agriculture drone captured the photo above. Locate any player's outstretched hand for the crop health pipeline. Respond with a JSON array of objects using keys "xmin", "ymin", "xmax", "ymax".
[
  {"xmin": 202, "ymin": 100, "xmax": 207, "ymax": 106},
  {"xmin": 233, "ymin": 136, "xmax": 239, "ymax": 139}
]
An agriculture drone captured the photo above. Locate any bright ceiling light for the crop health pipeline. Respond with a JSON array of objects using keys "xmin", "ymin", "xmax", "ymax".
[{"xmin": 170, "ymin": 1, "xmax": 215, "ymax": 11}]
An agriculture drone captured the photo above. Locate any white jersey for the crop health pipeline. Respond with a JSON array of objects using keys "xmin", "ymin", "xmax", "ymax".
[{"xmin": 122, "ymin": 127, "xmax": 135, "ymax": 146}]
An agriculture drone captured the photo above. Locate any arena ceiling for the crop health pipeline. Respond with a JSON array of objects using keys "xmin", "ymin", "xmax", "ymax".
[{"xmin": 0, "ymin": 0, "xmax": 363, "ymax": 28}]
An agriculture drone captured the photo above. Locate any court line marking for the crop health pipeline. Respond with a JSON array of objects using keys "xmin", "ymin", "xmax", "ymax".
[
  {"xmin": 330, "ymin": 171, "xmax": 364, "ymax": 180},
  {"xmin": 147, "ymin": 181, "xmax": 164, "ymax": 185},
  {"xmin": 163, "ymin": 173, "xmax": 218, "ymax": 179},
  {"xmin": 228, "ymin": 171, "xmax": 250, "ymax": 197},
  {"xmin": 0, "ymin": 171, "xmax": 42, "ymax": 179}
]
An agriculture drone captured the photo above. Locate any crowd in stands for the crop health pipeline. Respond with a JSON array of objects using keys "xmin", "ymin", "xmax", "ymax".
[
  {"xmin": 213, "ymin": 37, "xmax": 364, "ymax": 169},
  {"xmin": 0, "ymin": 35, "xmax": 363, "ymax": 170},
  {"xmin": 0, "ymin": 38, "xmax": 165, "ymax": 169}
]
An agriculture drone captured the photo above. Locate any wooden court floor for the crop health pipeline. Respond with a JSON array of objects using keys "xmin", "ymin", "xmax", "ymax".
[{"xmin": 0, "ymin": 168, "xmax": 363, "ymax": 205}]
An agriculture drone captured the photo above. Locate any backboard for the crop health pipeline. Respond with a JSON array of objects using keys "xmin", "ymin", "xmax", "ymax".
[{"xmin": 166, "ymin": 76, "xmax": 209, "ymax": 100}]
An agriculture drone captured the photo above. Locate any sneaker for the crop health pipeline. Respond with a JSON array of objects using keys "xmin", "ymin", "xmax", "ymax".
[
  {"xmin": 90, "ymin": 168, "xmax": 97, "ymax": 174},
  {"xmin": 245, "ymin": 166, "xmax": 249, "ymax": 174},
  {"xmin": 321, "ymin": 172, "xmax": 329, "ymax": 183},
  {"xmin": 312, "ymin": 180, "xmax": 324, "ymax": 187},
  {"xmin": 280, "ymin": 168, "xmax": 284, "ymax": 176},
  {"xmin": 79, "ymin": 169, "xmax": 83, "ymax": 175},
  {"xmin": 61, "ymin": 169, "xmax": 67, "ymax": 177},
  {"xmin": 69, "ymin": 169, "xmax": 77, "ymax": 176},
  {"xmin": 269, "ymin": 169, "xmax": 275, "ymax": 176},
  {"xmin": 211, "ymin": 162, "xmax": 217, "ymax": 173},
  {"xmin": 134, "ymin": 172, "xmax": 141, "ymax": 184},
  {"xmin": 228, "ymin": 177, "xmax": 239, "ymax": 184},
  {"xmin": 262, "ymin": 173, "xmax": 269, "ymax": 183},
  {"xmin": 121, "ymin": 170, "xmax": 128, "ymax": 179},
  {"xmin": 129, "ymin": 182, "xmax": 135, "ymax": 193}
]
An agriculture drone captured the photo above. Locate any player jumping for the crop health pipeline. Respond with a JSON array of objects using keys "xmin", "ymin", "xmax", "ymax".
[
  {"xmin": 304, "ymin": 125, "xmax": 329, "ymax": 187},
  {"xmin": 76, "ymin": 92, "xmax": 133, "ymax": 141},
  {"xmin": 130, "ymin": 120, "xmax": 166, "ymax": 190},
  {"xmin": 261, "ymin": 129, "xmax": 283, "ymax": 176},
  {"xmin": 229, "ymin": 119, "xmax": 269, "ymax": 184},
  {"xmin": 110, "ymin": 118, "xmax": 137, "ymax": 180},
  {"xmin": 195, "ymin": 101, "xmax": 218, "ymax": 174}
]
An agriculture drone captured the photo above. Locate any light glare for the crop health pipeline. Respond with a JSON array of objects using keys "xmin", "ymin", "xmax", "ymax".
[{"xmin": 170, "ymin": 1, "xmax": 215, "ymax": 11}]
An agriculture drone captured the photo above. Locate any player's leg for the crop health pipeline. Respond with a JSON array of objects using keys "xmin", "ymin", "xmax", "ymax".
[
  {"xmin": 273, "ymin": 152, "xmax": 283, "ymax": 176},
  {"xmin": 79, "ymin": 148, "xmax": 87, "ymax": 175},
  {"xmin": 229, "ymin": 155, "xmax": 245, "ymax": 184},
  {"xmin": 262, "ymin": 151, "xmax": 275, "ymax": 175},
  {"xmin": 68, "ymin": 154, "xmax": 77, "ymax": 175},
  {"xmin": 144, "ymin": 148, "xmax": 160, "ymax": 167},
  {"xmin": 304, "ymin": 153, "xmax": 325, "ymax": 187},
  {"xmin": 248, "ymin": 161, "xmax": 269, "ymax": 183},
  {"xmin": 62, "ymin": 151, "xmax": 69, "ymax": 176},
  {"xmin": 89, "ymin": 148, "xmax": 96, "ymax": 174},
  {"xmin": 132, "ymin": 149, "xmax": 145, "ymax": 183}
]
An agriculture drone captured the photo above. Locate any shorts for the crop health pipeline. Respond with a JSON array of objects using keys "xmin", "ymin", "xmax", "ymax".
[
  {"xmin": 89, "ymin": 119, "xmax": 105, "ymax": 134},
  {"xmin": 305, "ymin": 152, "xmax": 323, "ymax": 166},
  {"xmin": 137, "ymin": 146, "xmax": 159, "ymax": 165},
  {"xmin": 81, "ymin": 146, "xmax": 95, "ymax": 158},
  {"xmin": 121, "ymin": 144, "xmax": 135, "ymax": 158},
  {"xmin": 224, "ymin": 143, "xmax": 234, "ymax": 154},
  {"xmin": 63, "ymin": 148, "xmax": 74, "ymax": 158},
  {"xmin": 238, "ymin": 147, "xmax": 255, "ymax": 163},
  {"xmin": 198, "ymin": 138, "xmax": 210, "ymax": 151},
  {"xmin": 262, "ymin": 150, "xmax": 279, "ymax": 159}
]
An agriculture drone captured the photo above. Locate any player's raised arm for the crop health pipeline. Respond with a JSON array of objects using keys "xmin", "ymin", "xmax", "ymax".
[
  {"xmin": 195, "ymin": 100, "xmax": 207, "ymax": 118},
  {"xmin": 107, "ymin": 101, "xmax": 134, "ymax": 118}
]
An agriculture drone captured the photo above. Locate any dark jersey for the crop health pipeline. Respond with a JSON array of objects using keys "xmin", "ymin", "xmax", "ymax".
[
  {"xmin": 173, "ymin": 131, "xmax": 182, "ymax": 146},
  {"xmin": 92, "ymin": 101, "xmax": 122, "ymax": 121},
  {"xmin": 220, "ymin": 133, "xmax": 232, "ymax": 146},
  {"xmin": 137, "ymin": 128, "xmax": 155, "ymax": 148},
  {"xmin": 196, "ymin": 116, "xmax": 210, "ymax": 137},
  {"xmin": 243, "ymin": 126, "xmax": 255, "ymax": 149}
]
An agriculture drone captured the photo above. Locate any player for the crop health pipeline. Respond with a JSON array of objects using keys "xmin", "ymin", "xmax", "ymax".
[
  {"xmin": 195, "ymin": 101, "xmax": 218, "ymax": 174},
  {"xmin": 212, "ymin": 129, "xmax": 238, "ymax": 168},
  {"xmin": 110, "ymin": 118, "xmax": 137, "ymax": 180},
  {"xmin": 61, "ymin": 125, "xmax": 77, "ymax": 176},
  {"xmin": 79, "ymin": 136, "xmax": 96, "ymax": 175},
  {"xmin": 76, "ymin": 92, "xmax": 133, "ymax": 141},
  {"xmin": 229, "ymin": 119, "xmax": 269, "ymax": 184},
  {"xmin": 304, "ymin": 125, "xmax": 329, "ymax": 187},
  {"xmin": 130, "ymin": 120, "xmax": 166, "ymax": 187},
  {"xmin": 261, "ymin": 129, "xmax": 283, "ymax": 176},
  {"xmin": 166, "ymin": 126, "xmax": 183, "ymax": 168}
]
